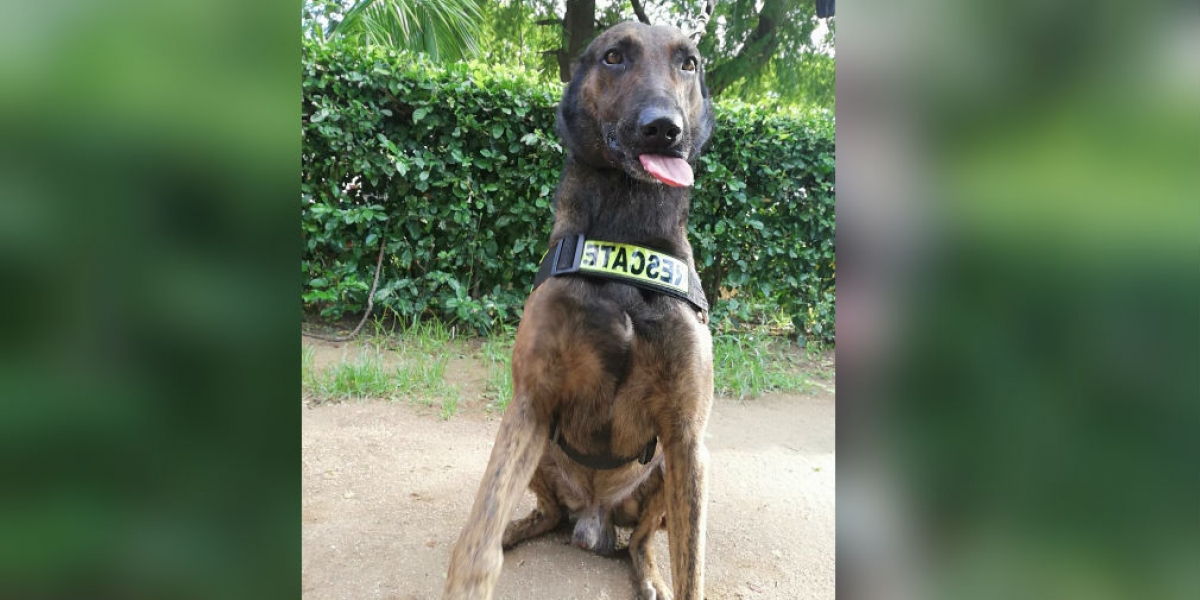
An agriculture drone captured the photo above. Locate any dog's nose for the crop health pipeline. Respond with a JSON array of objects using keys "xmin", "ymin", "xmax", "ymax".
[{"xmin": 639, "ymin": 108, "xmax": 683, "ymax": 148}]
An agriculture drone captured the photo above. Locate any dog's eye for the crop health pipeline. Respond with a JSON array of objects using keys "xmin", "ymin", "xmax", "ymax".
[
  {"xmin": 603, "ymin": 50, "xmax": 623, "ymax": 65},
  {"xmin": 682, "ymin": 57, "xmax": 698, "ymax": 72}
]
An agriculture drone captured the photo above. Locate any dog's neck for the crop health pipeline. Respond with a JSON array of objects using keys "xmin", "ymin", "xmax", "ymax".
[{"xmin": 549, "ymin": 158, "xmax": 694, "ymax": 262}]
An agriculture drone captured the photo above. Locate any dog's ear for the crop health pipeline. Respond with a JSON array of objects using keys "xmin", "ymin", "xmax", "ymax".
[
  {"xmin": 690, "ymin": 65, "xmax": 716, "ymax": 157},
  {"xmin": 556, "ymin": 54, "xmax": 593, "ymax": 156}
]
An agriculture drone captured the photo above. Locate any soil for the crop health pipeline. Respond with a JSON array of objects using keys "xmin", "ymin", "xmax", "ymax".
[{"xmin": 301, "ymin": 339, "xmax": 834, "ymax": 600}]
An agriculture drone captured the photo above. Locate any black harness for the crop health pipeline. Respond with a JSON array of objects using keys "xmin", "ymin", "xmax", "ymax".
[
  {"xmin": 550, "ymin": 415, "xmax": 658, "ymax": 470},
  {"xmin": 532, "ymin": 234, "xmax": 709, "ymax": 469}
]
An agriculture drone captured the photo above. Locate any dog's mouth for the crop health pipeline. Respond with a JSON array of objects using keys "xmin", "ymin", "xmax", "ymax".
[{"xmin": 604, "ymin": 130, "xmax": 694, "ymax": 188}]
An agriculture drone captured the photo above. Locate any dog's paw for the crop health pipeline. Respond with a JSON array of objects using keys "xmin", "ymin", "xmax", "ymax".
[{"xmin": 637, "ymin": 579, "xmax": 672, "ymax": 600}]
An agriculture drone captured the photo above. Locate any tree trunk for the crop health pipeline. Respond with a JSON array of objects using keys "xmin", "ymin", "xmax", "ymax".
[
  {"xmin": 557, "ymin": 0, "xmax": 596, "ymax": 81},
  {"xmin": 706, "ymin": 0, "xmax": 787, "ymax": 96}
]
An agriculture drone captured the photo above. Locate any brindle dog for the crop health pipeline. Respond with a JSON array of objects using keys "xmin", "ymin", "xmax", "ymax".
[{"xmin": 443, "ymin": 22, "xmax": 715, "ymax": 600}]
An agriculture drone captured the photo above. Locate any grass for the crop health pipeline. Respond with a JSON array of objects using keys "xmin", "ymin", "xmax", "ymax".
[
  {"xmin": 313, "ymin": 351, "xmax": 397, "ymax": 400},
  {"xmin": 303, "ymin": 347, "xmax": 462, "ymax": 416},
  {"xmin": 302, "ymin": 345, "xmax": 317, "ymax": 391},
  {"xmin": 303, "ymin": 318, "xmax": 825, "ymax": 414},
  {"xmin": 361, "ymin": 317, "xmax": 457, "ymax": 354},
  {"xmin": 712, "ymin": 333, "xmax": 813, "ymax": 400},
  {"xmin": 480, "ymin": 334, "xmax": 514, "ymax": 412},
  {"xmin": 303, "ymin": 318, "xmax": 462, "ymax": 415},
  {"xmin": 396, "ymin": 353, "xmax": 457, "ymax": 405},
  {"xmin": 395, "ymin": 318, "xmax": 457, "ymax": 352},
  {"xmin": 439, "ymin": 396, "xmax": 458, "ymax": 420}
]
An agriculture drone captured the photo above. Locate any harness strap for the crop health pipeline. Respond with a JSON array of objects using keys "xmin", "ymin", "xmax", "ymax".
[
  {"xmin": 550, "ymin": 417, "xmax": 658, "ymax": 470},
  {"xmin": 531, "ymin": 234, "xmax": 709, "ymax": 313}
]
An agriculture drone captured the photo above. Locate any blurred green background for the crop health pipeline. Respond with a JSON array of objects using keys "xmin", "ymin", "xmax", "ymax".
[
  {"xmin": 837, "ymin": 0, "xmax": 1197, "ymax": 599},
  {"xmin": 0, "ymin": 0, "xmax": 299, "ymax": 597}
]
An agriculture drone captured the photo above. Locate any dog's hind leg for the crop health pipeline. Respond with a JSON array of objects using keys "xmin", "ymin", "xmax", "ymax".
[
  {"xmin": 502, "ymin": 470, "xmax": 563, "ymax": 550},
  {"xmin": 444, "ymin": 397, "xmax": 547, "ymax": 600},
  {"xmin": 630, "ymin": 489, "xmax": 670, "ymax": 600}
]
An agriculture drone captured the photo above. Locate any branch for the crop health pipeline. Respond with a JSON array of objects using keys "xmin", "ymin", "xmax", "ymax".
[
  {"xmin": 706, "ymin": 0, "xmax": 782, "ymax": 95},
  {"xmin": 630, "ymin": 0, "xmax": 650, "ymax": 24},
  {"xmin": 302, "ymin": 235, "xmax": 387, "ymax": 343},
  {"xmin": 690, "ymin": 0, "xmax": 716, "ymax": 42},
  {"xmin": 535, "ymin": 18, "xmax": 562, "ymax": 27}
]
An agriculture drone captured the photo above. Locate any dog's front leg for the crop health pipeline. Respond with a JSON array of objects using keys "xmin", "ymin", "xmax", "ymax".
[
  {"xmin": 443, "ymin": 397, "xmax": 547, "ymax": 600},
  {"xmin": 664, "ymin": 432, "xmax": 710, "ymax": 600}
]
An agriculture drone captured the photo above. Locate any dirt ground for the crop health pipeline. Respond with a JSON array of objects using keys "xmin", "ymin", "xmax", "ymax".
[{"xmin": 301, "ymin": 340, "xmax": 835, "ymax": 600}]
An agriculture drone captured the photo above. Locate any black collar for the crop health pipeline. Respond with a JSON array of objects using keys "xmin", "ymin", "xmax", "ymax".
[{"xmin": 530, "ymin": 234, "xmax": 709, "ymax": 312}]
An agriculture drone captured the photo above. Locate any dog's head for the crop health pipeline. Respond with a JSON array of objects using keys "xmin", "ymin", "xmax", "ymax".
[{"xmin": 557, "ymin": 22, "xmax": 715, "ymax": 188}]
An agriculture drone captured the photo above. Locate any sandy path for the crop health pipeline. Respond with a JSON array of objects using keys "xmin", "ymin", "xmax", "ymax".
[{"xmin": 302, "ymin": 387, "xmax": 833, "ymax": 600}]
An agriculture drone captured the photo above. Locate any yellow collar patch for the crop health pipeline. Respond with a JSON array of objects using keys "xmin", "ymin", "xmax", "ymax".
[
  {"xmin": 578, "ymin": 240, "xmax": 689, "ymax": 294},
  {"xmin": 531, "ymin": 234, "xmax": 709, "ymax": 312}
]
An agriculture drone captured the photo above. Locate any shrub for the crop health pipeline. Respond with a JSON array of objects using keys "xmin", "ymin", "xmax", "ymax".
[{"xmin": 302, "ymin": 40, "xmax": 835, "ymax": 343}]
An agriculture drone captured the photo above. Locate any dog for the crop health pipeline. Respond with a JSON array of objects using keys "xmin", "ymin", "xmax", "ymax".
[{"xmin": 443, "ymin": 21, "xmax": 715, "ymax": 600}]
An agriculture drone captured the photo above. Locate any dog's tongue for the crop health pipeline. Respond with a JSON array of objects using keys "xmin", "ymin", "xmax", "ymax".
[{"xmin": 638, "ymin": 154, "xmax": 693, "ymax": 187}]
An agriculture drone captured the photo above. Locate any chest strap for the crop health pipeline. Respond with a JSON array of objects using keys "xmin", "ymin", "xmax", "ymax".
[
  {"xmin": 531, "ymin": 234, "xmax": 709, "ymax": 313},
  {"xmin": 550, "ymin": 417, "xmax": 658, "ymax": 470}
]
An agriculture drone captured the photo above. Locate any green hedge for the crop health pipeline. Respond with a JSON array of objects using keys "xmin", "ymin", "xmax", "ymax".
[{"xmin": 302, "ymin": 41, "xmax": 835, "ymax": 342}]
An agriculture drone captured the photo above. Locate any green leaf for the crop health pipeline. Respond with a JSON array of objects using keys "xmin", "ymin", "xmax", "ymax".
[{"xmin": 301, "ymin": 40, "xmax": 834, "ymax": 341}]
